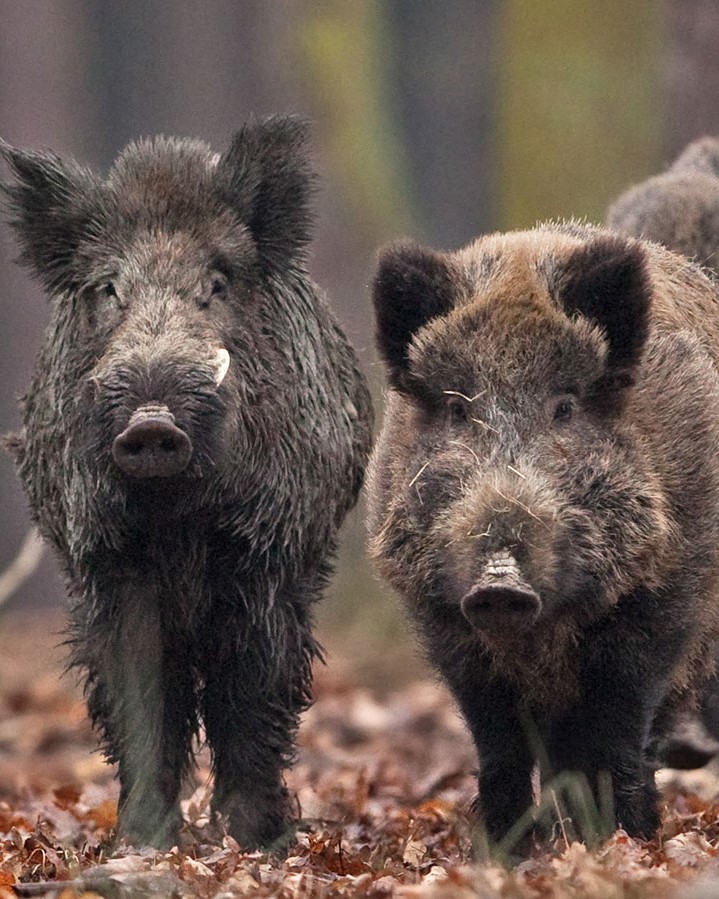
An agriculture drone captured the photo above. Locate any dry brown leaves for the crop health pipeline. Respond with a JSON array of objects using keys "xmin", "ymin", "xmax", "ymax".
[{"xmin": 2, "ymin": 610, "xmax": 719, "ymax": 898}]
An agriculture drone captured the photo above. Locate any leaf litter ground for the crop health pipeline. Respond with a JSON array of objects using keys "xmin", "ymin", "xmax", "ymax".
[{"xmin": 1, "ymin": 609, "xmax": 719, "ymax": 897}]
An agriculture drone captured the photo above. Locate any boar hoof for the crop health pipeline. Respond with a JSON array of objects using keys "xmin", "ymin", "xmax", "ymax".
[
  {"xmin": 113, "ymin": 408, "xmax": 193, "ymax": 478},
  {"xmin": 461, "ymin": 583, "xmax": 541, "ymax": 632}
]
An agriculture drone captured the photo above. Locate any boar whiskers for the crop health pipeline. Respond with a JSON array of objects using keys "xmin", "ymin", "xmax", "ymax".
[
  {"xmin": 448, "ymin": 440, "xmax": 482, "ymax": 467},
  {"xmin": 492, "ymin": 486, "xmax": 551, "ymax": 531},
  {"xmin": 507, "ymin": 465, "xmax": 526, "ymax": 479},
  {"xmin": 409, "ymin": 460, "xmax": 431, "ymax": 504},
  {"xmin": 443, "ymin": 389, "xmax": 486, "ymax": 403},
  {"xmin": 408, "ymin": 460, "xmax": 430, "ymax": 488},
  {"xmin": 470, "ymin": 417, "xmax": 498, "ymax": 433}
]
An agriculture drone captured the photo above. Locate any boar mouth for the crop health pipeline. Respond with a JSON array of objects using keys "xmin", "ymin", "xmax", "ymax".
[
  {"xmin": 460, "ymin": 552, "xmax": 542, "ymax": 633},
  {"xmin": 112, "ymin": 405, "xmax": 193, "ymax": 479}
]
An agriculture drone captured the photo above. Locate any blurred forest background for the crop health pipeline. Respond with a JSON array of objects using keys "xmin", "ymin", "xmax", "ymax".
[{"xmin": 0, "ymin": 0, "xmax": 717, "ymax": 685}]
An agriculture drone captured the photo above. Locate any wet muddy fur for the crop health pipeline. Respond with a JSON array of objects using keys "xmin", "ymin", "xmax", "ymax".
[{"xmin": 0, "ymin": 119, "xmax": 373, "ymax": 849}]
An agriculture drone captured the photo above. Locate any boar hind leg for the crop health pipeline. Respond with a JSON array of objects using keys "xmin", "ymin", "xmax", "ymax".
[
  {"xmin": 549, "ymin": 650, "xmax": 661, "ymax": 840},
  {"xmin": 75, "ymin": 583, "xmax": 196, "ymax": 848},
  {"xmin": 201, "ymin": 598, "xmax": 318, "ymax": 851}
]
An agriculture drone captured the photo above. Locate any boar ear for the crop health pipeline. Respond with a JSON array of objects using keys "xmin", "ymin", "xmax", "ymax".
[
  {"xmin": 373, "ymin": 241, "xmax": 460, "ymax": 391},
  {"xmin": 215, "ymin": 116, "xmax": 315, "ymax": 271},
  {"xmin": 0, "ymin": 140, "xmax": 97, "ymax": 295},
  {"xmin": 561, "ymin": 235, "xmax": 651, "ymax": 371}
]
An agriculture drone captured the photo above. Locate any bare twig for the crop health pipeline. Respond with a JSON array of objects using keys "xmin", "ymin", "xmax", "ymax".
[
  {"xmin": 0, "ymin": 528, "xmax": 44, "ymax": 609},
  {"xmin": 443, "ymin": 389, "xmax": 486, "ymax": 403}
]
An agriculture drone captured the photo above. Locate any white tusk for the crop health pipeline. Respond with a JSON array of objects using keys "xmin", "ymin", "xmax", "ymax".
[{"xmin": 211, "ymin": 347, "xmax": 230, "ymax": 386}]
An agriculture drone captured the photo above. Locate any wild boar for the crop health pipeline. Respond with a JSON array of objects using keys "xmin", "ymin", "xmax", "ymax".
[
  {"xmin": 0, "ymin": 117, "xmax": 373, "ymax": 849},
  {"xmin": 608, "ymin": 136, "xmax": 719, "ymax": 272},
  {"xmin": 367, "ymin": 223, "xmax": 719, "ymax": 851}
]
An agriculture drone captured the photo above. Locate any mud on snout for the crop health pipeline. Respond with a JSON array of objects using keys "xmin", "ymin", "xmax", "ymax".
[{"xmin": 88, "ymin": 347, "xmax": 231, "ymax": 480}]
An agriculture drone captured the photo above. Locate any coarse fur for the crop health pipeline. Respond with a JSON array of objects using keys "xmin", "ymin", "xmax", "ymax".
[
  {"xmin": 608, "ymin": 136, "xmax": 719, "ymax": 272},
  {"xmin": 367, "ymin": 221, "xmax": 719, "ymax": 851},
  {"xmin": 0, "ymin": 118, "xmax": 373, "ymax": 849}
]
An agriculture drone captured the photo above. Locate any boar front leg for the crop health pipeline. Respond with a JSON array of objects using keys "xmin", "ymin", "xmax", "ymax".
[
  {"xmin": 200, "ymin": 590, "xmax": 318, "ymax": 851},
  {"xmin": 450, "ymin": 675, "xmax": 536, "ymax": 853},
  {"xmin": 75, "ymin": 578, "xmax": 196, "ymax": 848},
  {"xmin": 548, "ymin": 631, "xmax": 662, "ymax": 840}
]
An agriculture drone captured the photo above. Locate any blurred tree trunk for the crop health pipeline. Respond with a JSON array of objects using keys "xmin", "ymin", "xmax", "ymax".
[
  {"xmin": 499, "ymin": 0, "xmax": 662, "ymax": 228},
  {"xmin": 665, "ymin": 0, "xmax": 719, "ymax": 157},
  {"xmin": 385, "ymin": 0, "xmax": 500, "ymax": 248},
  {"xmin": 0, "ymin": 1, "xmax": 100, "ymax": 608},
  {"xmin": 86, "ymin": 0, "xmax": 303, "ymax": 166}
]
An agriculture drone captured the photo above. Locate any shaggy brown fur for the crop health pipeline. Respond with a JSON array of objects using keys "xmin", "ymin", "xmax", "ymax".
[{"xmin": 368, "ymin": 221, "xmax": 719, "ymax": 853}]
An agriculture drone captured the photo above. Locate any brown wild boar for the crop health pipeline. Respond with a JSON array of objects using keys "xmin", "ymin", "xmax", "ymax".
[
  {"xmin": 0, "ymin": 118, "xmax": 373, "ymax": 849},
  {"xmin": 368, "ymin": 222, "xmax": 719, "ymax": 851}
]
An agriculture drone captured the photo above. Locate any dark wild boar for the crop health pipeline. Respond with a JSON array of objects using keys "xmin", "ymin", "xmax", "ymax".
[
  {"xmin": 0, "ymin": 118, "xmax": 373, "ymax": 849},
  {"xmin": 367, "ymin": 223, "xmax": 719, "ymax": 852},
  {"xmin": 608, "ymin": 136, "xmax": 719, "ymax": 272}
]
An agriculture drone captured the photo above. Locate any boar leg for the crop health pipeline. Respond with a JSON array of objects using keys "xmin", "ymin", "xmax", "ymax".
[
  {"xmin": 201, "ymin": 595, "xmax": 317, "ymax": 850},
  {"xmin": 452, "ymin": 677, "xmax": 536, "ymax": 851},
  {"xmin": 74, "ymin": 579, "xmax": 196, "ymax": 848},
  {"xmin": 549, "ymin": 647, "xmax": 661, "ymax": 840}
]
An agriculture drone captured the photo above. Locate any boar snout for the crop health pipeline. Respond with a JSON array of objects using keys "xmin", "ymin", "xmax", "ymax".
[
  {"xmin": 112, "ymin": 405, "xmax": 193, "ymax": 478},
  {"xmin": 461, "ymin": 551, "xmax": 542, "ymax": 633}
]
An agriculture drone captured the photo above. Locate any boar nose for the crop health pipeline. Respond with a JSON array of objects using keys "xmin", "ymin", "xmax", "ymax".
[
  {"xmin": 460, "ymin": 552, "xmax": 541, "ymax": 632},
  {"xmin": 112, "ymin": 405, "xmax": 193, "ymax": 478}
]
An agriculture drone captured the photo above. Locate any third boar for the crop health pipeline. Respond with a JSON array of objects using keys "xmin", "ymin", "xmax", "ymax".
[{"xmin": 608, "ymin": 136, "xmax": 719, "ymax": 272}]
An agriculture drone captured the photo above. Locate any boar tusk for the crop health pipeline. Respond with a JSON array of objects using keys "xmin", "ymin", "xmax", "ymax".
[{"xmin": 211, "ymin": 348, "xmax": 230, "ymax": 386}]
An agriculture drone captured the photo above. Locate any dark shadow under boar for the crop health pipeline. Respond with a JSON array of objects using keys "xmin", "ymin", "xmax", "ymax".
[
  {"xmin": 367, "ymin": 223, "xmax": 719, "ymax": 855},
  {"xmin": 0, "ymin": 118, "xmax": 373, "ymax": 849}
]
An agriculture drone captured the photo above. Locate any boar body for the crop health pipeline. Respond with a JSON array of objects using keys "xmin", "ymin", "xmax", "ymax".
[
  {"xmin": 1, "ymin": 119, "xmax": 373, "ymax": 849},
  {"xmin": 368, "ymin": 223, "xmax": 719, "ymax": 847}
]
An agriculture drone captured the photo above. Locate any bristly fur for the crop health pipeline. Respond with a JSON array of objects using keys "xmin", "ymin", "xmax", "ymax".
[
  {"xmin": 373, "ymin": 241, "xmax": 467, "ymax": 392},
  {"xmin": 368, "ymin": 221, "xmax": 719, "ymax": 854},
  {"xmin": 0, "ymin": 118, "xmax": 373, "ymax": 850},
  {"xmin": 560, "ymin": 236, "xmax": 651, "ymax": 370}
]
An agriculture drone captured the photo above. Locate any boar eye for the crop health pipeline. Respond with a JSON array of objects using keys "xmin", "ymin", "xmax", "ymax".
[
  {"xmin": 553, "ymin": 398, "xmax": 574, "ymax": 424},
  {"xmin": 198, "ymin": 273, "xmax": 228, "ymax": 309},
  {"xmin": 96, "ymin": 281, "xmax": 125, "ymax": 310},
  {"xmin": 211, "ymin": 276, "xmax": 227, "ymax": 296},
  {"xmin": 446, "ymin": 398, "xmax": 468, "ymax": 425}
]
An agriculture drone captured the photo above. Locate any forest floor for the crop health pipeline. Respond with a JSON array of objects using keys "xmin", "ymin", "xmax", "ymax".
[{"xmin": 1, "ymin": 609, "xmax": 719, "ymax": 897}]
